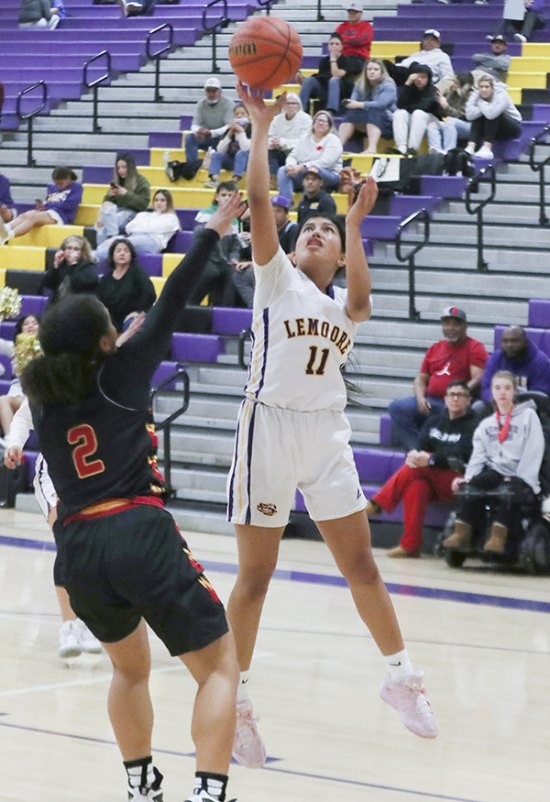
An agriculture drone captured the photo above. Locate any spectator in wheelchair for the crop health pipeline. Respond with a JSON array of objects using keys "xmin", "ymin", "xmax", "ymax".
[
  {"xmin": 443, "ymin": 370, "xmax": 545, "ymax": 555},
  {"xmin": 367, "ymin": 380, "xmax": 478, "ymax": 558}
]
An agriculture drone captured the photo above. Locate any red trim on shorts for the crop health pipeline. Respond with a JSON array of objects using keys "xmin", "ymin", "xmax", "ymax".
[{"xmin": 63, "ymin": 495, "xmax": 165, "ymax": 525}]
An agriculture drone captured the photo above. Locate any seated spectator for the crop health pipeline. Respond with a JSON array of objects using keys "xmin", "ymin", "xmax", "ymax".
[
  {"xmin": 496, "ymin": 0, "xmax": 545, "ymax": 43},
  {"xmin": 205, "ymin": 102, "xmax": 251, "ymax": 188},
  {"xmin": 299, "ymin": 33, "xmax": 354, "ymax": 115},
  {"xmin": 119, "ymin": 0, "xmax": 155, "ymax": 14},
  {"xmin": 388, "ymin": 306, "xmax": 488, "ymax": 450},
  {"xmin": 0, "ymin": 174, "xmax": 17, "ymax": 224},
  {"xmin": 19, "ymin": 0, "xmax": 60, "ymax": 29},
  {"xmin": 267, "ymin": 95, "xmax": 312, "ymax": 190},
  {"xmin": 472, "ymin": 35, "xmax": 512, "ymax": 83},
  {"xmin": 338, "ymin": 58, "xmax": 397, "ymax": 153},
  {"xmin": 97, "ymin": 238, "xmax": 156, "ymax": 331},
  {"xmin": 95, "ymin": 153, "xmax": 151, "ymax": 247},
  {"xmin": 183, "ymin": 78, "xmax": 235, "ymax": 172},
  {"xmin": 480, "ymin": 325, "xmax": 550, "ymax": 405},
  {"xmin": 368, "ymin": 381, "xmax": 478, "ymax": 557},
  {"xmin": 443, "ymin": 371, "xmax": 545, "ymax": 554},
  {"xmin": 0, "ymin": 167, "xmax": 82, "ymax": 246},
  {"xmin": 391, "ymin": 66, "xmax": 445, "ymax": 156},
  {"xmin": 385, "ymin": 29, "xmax": 455, "ymax": 91},
  {"xmin": 465, "ymin": 74, "xmax": 522, "ymax": 159},
  {"xmin": 0, "ymin": 314, "xmax": 40, "ymax": 443},
  {"xmin": 427, "ymin": 72, "xmax": 474, "ymax": 155},
  {"xmin": 335, "ymin": 1, "xmax": 374, "ymax": 77},
  {"xmin": 277, "ymin": 111, "xmax": 343, "ymax": 201},
  {"xmin": 187, "ymin": 181, "xmax": 243, "ymax": 307},
  {"xmin": 42, "ymin": 235, "xmax": 98, "ymax": 303},
  {"xmin": 94, "ymin": 189, "xmax": 180, "ymax": 263},
  {"xmin": 297, "ymin": 166, "xmax": 337, "ymax": 224},
  {"xmin": 232, "ymin": 195, "xmax": 299, "ymax": 308}
]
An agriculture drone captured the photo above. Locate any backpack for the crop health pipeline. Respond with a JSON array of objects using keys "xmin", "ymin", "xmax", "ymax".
[
  {"xmin": 518, "ymin": 519, "xmax": 550, "ymax": 574},
  {"xmin": 443, "ymin": 148, "xmax": 475, "ymax": 178},
  {"xmin": 165, "ymin": 159, "xmax": 203, "ymax": 182}
]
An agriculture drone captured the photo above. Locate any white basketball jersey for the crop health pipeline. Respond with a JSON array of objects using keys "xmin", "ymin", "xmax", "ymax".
[{"xmin": 244, "ymin": 248, "xmax": 359, "ymax": 412}]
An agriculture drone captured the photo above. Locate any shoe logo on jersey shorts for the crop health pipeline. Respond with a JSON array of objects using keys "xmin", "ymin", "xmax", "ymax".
[{"xmin": 257, "ymin": 502, "xmax": 278, "ymax": 516}]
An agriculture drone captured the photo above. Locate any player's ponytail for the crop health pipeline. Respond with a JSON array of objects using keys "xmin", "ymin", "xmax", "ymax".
[{"xmin": 22, "ymin": 295, "xmax": 111, "ymax": 406}]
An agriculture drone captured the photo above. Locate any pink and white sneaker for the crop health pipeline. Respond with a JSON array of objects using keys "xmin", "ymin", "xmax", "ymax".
[
  {"xmin": 232, "ymin": 700, "xmax": 267, "ymax": 768},
  {"xmin": 379, "ymin": 672, "xmax": 438, "ymax": 739}
]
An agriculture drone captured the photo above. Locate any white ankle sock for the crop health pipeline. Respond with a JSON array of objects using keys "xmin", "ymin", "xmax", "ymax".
[
  {"xmin": 236, "ymin": 670, "xmax": 250, "ymax": 704},
  {"xmin": 384, "ymin": 648, "xmax": 414, "ymax": 680}
]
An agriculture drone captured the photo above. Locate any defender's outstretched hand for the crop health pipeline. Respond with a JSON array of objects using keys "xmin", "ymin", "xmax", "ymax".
[
  {"xmin": 347, "ymin": 177, "xmax": 379, "ymax": 226},
  {"xmin": 206, "ymin": 192, "xmax": 247, "ymax": 239}
]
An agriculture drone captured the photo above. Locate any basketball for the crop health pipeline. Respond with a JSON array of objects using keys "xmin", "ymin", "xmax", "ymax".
[{"xmin": 228, "ymin": 16, "xmax": 303, "ymax": 90}]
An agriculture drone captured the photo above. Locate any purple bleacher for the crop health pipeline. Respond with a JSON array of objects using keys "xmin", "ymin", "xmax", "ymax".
[
  {"xmin": 0, "ymin": 360, "xmax": 13, "ymax": 382},
  {"xmin": 149, "ymin": 131, "xmax": 183, "ymax": 148},
  {"xmin": 390, "ymin": 195, "xmax": 441, "ymax": 216},
  {"xmin": 0, "ymin": 322, "xmax": 16, "ymax": 340},
  {"xmin": 379, "ymin": 414, "xmax": 393, "ymax": 448},
  {"xmin": 171, "ymin": 332, "xmax": 225, "ymax": 362},
  {"xmin": 211, "ymin": 307, "xmax": 252, "ymax": 335},
  {"xmin": 152, "ymin": 360, "xmax": 184, "ymax": 390},
  {"xmin": 22, "ymin": 451, "xmax": 39, "ymax": 483},
  {"xmin": 176, "ymin": 208, "xmax": 198, "ymax": 229},
  {"xmin": 20, "ymin": 295, "xmax": 48, "ymax": 318},
  {"xmin": 528, "ymin": 299, "xmax": 550, "ymax": 329},
  {"xmin": 420, "ymin": 175, "xmax": 467, "ymax": 198},
  {"xmin": 494, "ymin": 325, "xmax": 546, "ymax": 351},
  {"xmin": 138, "ymin": 254, "xmax": 163, "ymax": 277},
  {"xmin": 360, "ymin": 216, "xmax": 402, "ymax": 240},
  {"xmin": 165, "ymin": 230, "xmax": 193, "ymax": 253},
  {"xmin": 353, "ymin": 446, "xmax": 405, "ymax": 483}
]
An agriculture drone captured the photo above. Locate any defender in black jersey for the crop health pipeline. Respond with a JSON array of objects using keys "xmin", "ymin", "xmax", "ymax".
[{"xmin": 22, "ymin": 194, "xmax": 244, "ymax": 802}]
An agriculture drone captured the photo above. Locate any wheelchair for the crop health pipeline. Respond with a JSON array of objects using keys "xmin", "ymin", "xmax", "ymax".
[{"xmin": 435, "ymin": 483, "xmax": 550, "ymax": 574}]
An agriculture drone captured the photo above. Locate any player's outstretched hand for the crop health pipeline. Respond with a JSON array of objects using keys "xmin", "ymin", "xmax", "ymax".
[
  {"xmin": 4, "ymin": 446, "xmax": 22, "ymax": 470},
  {"xmin": 206, "ymin": 192, "xmax": 248, "ymax": 239},
  {"xmin": 236, "ymin": 82, "xmax": 286, "ymax": 126},
  {"xmin": 346, "ymin": 177, "xmax": 378, "ymax": 226}
]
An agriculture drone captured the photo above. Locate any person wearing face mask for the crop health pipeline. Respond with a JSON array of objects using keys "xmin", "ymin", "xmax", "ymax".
[
  {"xmin": 183, "ymin": 78, "xmax": 235, "ymax": 169},
  {"xmin": 205, "ymin": 102, "xmax": 252, "ymax": 188},
  {"xmin": 42, "ymin": 235, "xmax": 98, "ymax": 304}
]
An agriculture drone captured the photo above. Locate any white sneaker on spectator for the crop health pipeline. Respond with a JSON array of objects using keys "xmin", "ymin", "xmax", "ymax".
[
  {"xmin": 76, "ymin": 619, "xmax": 102, "ymax": 653},
  {"xmin": 475, "ymin": 146, "xmax": 494, "ymax": 159},
  {"xmin": 464, "ymin": 144, "xmax": 475, "ymax": 155},
  {"xmin": 0, "ymin": 220, "xmax": 10, "ymax": 245},
  {"xmin": 514, "ymin": 33, "xmax": 527, "ymax": 43},
  {"xmin": 379, "ymin": 672, "xmax": 438, "ymax": 739},
  {"xmin": 232, "ymin": 700, "xmax": 267, "ymax": 768},
  {"xmin": 59, "ymin": 620, "xmax": 82, "ymax": 659},
  {"xmin": 48, "ymin": 15, "xmax": 60, "ymax": 30},
  {"xmin": 118, "ymin": 0, "xmax": 128, "ymax": 16}
]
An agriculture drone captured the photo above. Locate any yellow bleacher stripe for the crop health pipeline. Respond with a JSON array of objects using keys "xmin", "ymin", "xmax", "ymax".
[
  {"xmin": 0, "ymin": 246, "xmax": 46, "ymax": 271},
  {"xmin": 150, "ymin": 276, "xmax": 166, "ymax": 298}
]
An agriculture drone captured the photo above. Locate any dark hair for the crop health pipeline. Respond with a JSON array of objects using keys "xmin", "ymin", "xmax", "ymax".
[
  {"xmin": 215, "ymin": 180, "xmax": 239, "ymax": 198},
  {"xmin": 52, "ymin": 166, "xmax": 77, "ymax": 182},
  {"xmin": 296, "ymin": 213, "xmax": 347, "ymax": 251},
  {"xmin": 446, "ymin": 380, "xmax": 470, "ymax": 396},
  {"xmin": 152, "ymin": 188, "xmax": 174, "ymax": 211},
  {"xmin": 329, "ymin": 32, "xmax": 343, "ymax": 42},
  {"xmin": 22, "ymin": 295, "xmax": 111, "ymax": 406},
  {"xmin": 15, "ymin": 313, "xmax": 40, "ymax": 337},
  {"xmin": 107, "ymin": 237, "xmax": 138, "ymax": 270},
  {"xmin": 113, "ymin": 152, "xmax": 139, "ymax": 193},
  {"xmin": 455, "ymin": 71, "xmax": 474, "ymax": 87}
]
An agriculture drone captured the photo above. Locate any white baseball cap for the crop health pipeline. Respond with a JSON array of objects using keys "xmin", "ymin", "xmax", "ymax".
[
  {"xmin": 423, "ymin": 28, "xmax": 441, "ymax": 39},
  {"xmin": 346, "ymin": 2, "xmax": 363, "ymax": 11},
  {"xmin": 204, "ymin": 77, "xmax": 221, "ymax": 90}
]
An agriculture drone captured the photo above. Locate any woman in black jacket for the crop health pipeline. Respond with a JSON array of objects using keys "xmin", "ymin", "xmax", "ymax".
[
  {"xmin": 42, "ymin": 235, "xmax": 98, "ymax": 303},
  {"xmin": 98, "ymin": 237, "xmax": 156, "ymax": 331},
  {"xmin": 391, "ymin": 65, "xmax": 445, "ymax": 155}
]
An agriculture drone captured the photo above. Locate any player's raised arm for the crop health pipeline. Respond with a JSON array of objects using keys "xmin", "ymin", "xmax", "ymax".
[
  {"xmin": 344, "ymin": 177, "xmax": 378, "ymax": 322},
  {"xmin": 236, "ymin": 83, "xmax": 285, "ymax": 266}
]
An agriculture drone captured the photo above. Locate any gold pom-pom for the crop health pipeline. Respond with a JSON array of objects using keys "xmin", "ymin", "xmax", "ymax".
[
  {"xmin": 0, "ymin": 287, "xmax": 22, "ymax": 321},
  {"xmin": 12, "ymin": 333, "xmax": 42, "ymax": 377}
]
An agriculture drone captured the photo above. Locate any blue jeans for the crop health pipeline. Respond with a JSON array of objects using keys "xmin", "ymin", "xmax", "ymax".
[
  {"xmin": 185, "ymin": 132, "xmax": 221, "ymax": 163},
  {"xmin": 299, "ymin": 75, "xmax": 342, "ymax": 113},
  {"xmin": 96, "ymin": 204, "xmax": 137, "ymax": 245},
  {"xmin": 209, "ymin": 149, "xmax": 249, "ymax": 179},
  {"xmin": 277, "ymin": 165, "xmax": 340, "ymax": 201},
  {"xmin": 388, "ymin": 395, "xmax": 446, "ymax": 451}
]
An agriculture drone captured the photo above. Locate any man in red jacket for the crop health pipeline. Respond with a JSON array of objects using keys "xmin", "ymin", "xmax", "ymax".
[{"xmin": 335, "ymin": 1, "xmax": 374, "ymax": 76}]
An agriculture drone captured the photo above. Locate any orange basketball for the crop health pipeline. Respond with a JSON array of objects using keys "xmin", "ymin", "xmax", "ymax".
[{"xmin": 228, "ymin": 16, "xmax": 303, "ymax": 90}]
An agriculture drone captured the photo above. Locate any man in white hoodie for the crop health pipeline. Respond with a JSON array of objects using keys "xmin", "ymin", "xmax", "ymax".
[{"xmin": 385, "ymin": 29, "xmax": 455, "ymax": 91}]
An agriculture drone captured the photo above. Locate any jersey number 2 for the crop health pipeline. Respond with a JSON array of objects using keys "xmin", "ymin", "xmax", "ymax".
[
  {"xmin": 305, "ymin": 346, "xmax": 329, "ymax": 375},
  {"xmin": 68, "ymin": 424, "xmax": 105, "ymax": 479}
]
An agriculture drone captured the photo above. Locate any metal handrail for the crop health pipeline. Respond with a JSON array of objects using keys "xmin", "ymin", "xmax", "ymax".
[
  {"xmin": 238, "ymin": 328, "xmax": 252, "ymax": 370},
  {"xmin": 146, "ymin": 23, "xmax": 174, "ymax": 103},
  {"xmin": 256, "ymin": 0, "xmax": 275, "ymax": 14},
  {"xmin": 16, "ymin": 81, "xmax": 47, "ymax": 167},
  {"xmin": 395, "ymin": 208, "xmax": 430, "ymax": 321},
  {"xmin": 149, "ymin": 365, "xmax": 190, "ymax": 499},
  {"xmin": 464, "ymin": 163, "xmax": 496, "ymax": 271},
  {"xmin": 83, "ymin": 50, "xmax": 112, "ymax": 133},
  {"xmin": 528, "ymin": 124, "xmax": 550, "ymax": 226},
  {"xmin": 202, "ymin": 0, "xmax": 230, "ymax": 74}
]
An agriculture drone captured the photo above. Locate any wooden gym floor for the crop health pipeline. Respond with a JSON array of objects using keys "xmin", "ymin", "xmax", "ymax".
[{"xmin": 1, "ymin": 508, "xmax": 549, "ymax": 802}]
